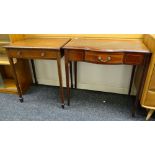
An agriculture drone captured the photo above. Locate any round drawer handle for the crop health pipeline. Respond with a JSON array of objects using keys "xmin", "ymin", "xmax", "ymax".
[
  {"xmin": 17, "ymin": 51, "xmax": 22, "ymax": 56},
  {"xmin": 98, "ymin": 56, "xmax": 111, "ymax": 62},
  {"xmin": 41, "ymin": 52, "xmax": 45, "ymax": 57}
]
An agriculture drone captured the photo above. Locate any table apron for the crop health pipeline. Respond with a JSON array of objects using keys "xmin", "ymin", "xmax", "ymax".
[
  {"xmin": 7, "ymin": 49, "xmax": 61, "ymax": 59},
  {"xmin": 65, "ymin": 50, "xmax": 145, "ymax": 65}
]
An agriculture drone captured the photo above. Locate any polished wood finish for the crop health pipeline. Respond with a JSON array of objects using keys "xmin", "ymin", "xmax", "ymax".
[
  {"xmin": 67, "ymin": 50, "xmax": 84, "ymax": 61},
  {"xmin": 0, "ymin": 34, "xmax": 32, "ymax": 94},
  {"xmin": 0, "ymin": 79, "xmax": 17, "ymax": 94},
  {"xmin": 14, "ymin": 59, "xmax": 32, "ymax": 93},
  {"xmin": 30, "ymin": 60, "xmax": 38, "ymax": 85},
  {"xmin": 9, "ymin": 34, "xmax": 25, "ymax": 43},
  {"xmin": 5, "ymin": 38, "xmax": 70, "ymax": 107},
  {"xmin": 132, "ymin": 54, "xmax": 151, "ymax": 116},
  {"xmin": 24, "ymin": 34, "xmax": 144, "ymax": 39},
  {"xmin": 65, "ymin": 53, "xmax": 70, "ymax": 106},
  {"xmin": 74, "ymin": 61, "xmax": 77, "ymax": 89},
  {"xmin": 0, "ymin": 54, "xmax": 17, "ymax": 65},
  {"xmin": 63, "ymin": 38, "xmax": 148, "ymax": 52},
  {"xmin": 57, "ymin": 52, "xmax": 64, "ymax": 107},
  {"xmin": 148, "ymin": 66, "xmax": 155, "ymax": 90},
  {"xmin": 144, "ymin": 90, "xmax": 155, "ymax": 107},
  {"xmin": 64, "ymin": 38, "xmax": 151, "ymax": 116},
  {"xmin": 124, "ymin": 53, "xmax": 144, "ymax": 65},
  {"xmin": 69, "ymin": 62, "xmax": 73, "ymax": 88},
  {"xmin": 85, "ymin": 52, "xmax": 124, "ymax": 64},
  {"xmin": 8, "ymin": 57, "xmax": 23, "ymax": 102},
  {"xmin": 128, "ymin": 65, "xmax": 136, "ymax": 95},
  {"xmin": 7, "ymin": 49, "xmax": 58, "ymax": 59},
  {"xmin": 138, "ymin": 34, "xmax": 155, "ymax": 120},
  {"xmin": 5, "ymin": 38, "xmax": 70, "ymax": 49},
  {"xmin": 146, "ymin": 109, "xmax": 154, "ymax": 120},
  {"xmin": 0, "ymin": 59, "xmax": 32, "ymax": 94}
]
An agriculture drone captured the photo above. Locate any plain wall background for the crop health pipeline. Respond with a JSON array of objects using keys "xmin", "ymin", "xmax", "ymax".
[{"xmin": 34, "ymin": 58, "xmax": 134, "ymax": 95}]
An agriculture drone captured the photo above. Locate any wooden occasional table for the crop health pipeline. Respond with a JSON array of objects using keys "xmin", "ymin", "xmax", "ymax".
[
  {"xmin": 4, "ymin": 38, "xmax": 70, "ymax": 108},
  {"xmin": 63, "ymin": 38, "xmax": 151, "ymax": 116}
]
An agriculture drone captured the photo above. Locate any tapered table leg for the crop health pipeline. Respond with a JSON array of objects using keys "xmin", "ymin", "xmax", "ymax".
[
  {"xmin": 31, "ymin": 59, "xmax": 38, "ymax": 85},
  {"xmin": 128, "ymin": 65, "xmax": 136, "ymax": 95},
  {"xmin": 9, "ymin": 57, "xmax": 24, "ymax": 103},
  {"xmin": 132, "ymin": 54, "xmax": 151, "ymax": 117},
  {"xmin": 74, "ymin": 61, "xmax": 77, "ymax": 89},
  {"xmin": 65, "ymin": 58, "xmax": 70, "ymax": 106},
  {"xmin": 57, "ymin": 54, "xmax": 65, "ymax": 108},
  {"xmin": 70, "ymin": 62, "xmax": 73, "ymax": 88}
]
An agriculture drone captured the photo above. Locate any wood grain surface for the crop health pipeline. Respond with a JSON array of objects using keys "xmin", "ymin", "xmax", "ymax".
[
  {"xmin": 63, "ymin": 38, "xmax": 149, "ymax": 53},
  {"xmin": 4, "ymin": 38, "xmax": 70, "ymax": 50}
]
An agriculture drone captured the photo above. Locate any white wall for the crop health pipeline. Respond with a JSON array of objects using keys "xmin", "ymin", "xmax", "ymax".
[{"xmin": 33, "ymin": 58, "xmax": 135, "ymax": 95}]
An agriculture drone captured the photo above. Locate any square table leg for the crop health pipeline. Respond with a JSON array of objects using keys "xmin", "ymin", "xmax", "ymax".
[
  {"xmin": 57, "ymin": 54, "xmax": 65, "ymax": 108},
  {"xmin": 69, "ymin": 62, "xmax": 73, "ymax": 88},
  {"xmin": 128, "ymin": 65, "xmax": 136, "ymax": 96},
  {"xmin": 74, "ymin": 61, "xmax": 77, "ymax": 89},
  {"xmin": 8, "ymin": 57, "xmax": 24, "ymax": 103},
  {"xmin": 65, "ymin": 57, "xmax": 70, "ymax": 106},
  {"xmin": 132, "ymin": 54, "xmax": 151, "ymax": 117},
  {"xmin": 30, "ymin": 59, "xmax": 38, "ymax": 85}
]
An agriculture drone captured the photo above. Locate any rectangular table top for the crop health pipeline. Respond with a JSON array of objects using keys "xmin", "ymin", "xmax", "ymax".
[
  {"xmin": 63, "ymin": 38, "xmax": 150, "ymax": 53},
  {"xmin": 4, "ymin": 38, "xmax": 70, "ymax": 50}
]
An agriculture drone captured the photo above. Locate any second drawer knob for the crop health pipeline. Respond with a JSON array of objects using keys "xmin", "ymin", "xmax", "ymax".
[{"xmin": 41, "ymin": 52, "xmax": 45, "ymax": 57}]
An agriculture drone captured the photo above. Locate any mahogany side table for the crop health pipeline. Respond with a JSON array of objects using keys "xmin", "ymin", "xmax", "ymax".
[
  {"xmin": 63, "ymin": 38, "xmax": 151, "ymax": 116},
  {"xmin": 4, "ymin": 38, "xmax": 70, "ymax": 108}
]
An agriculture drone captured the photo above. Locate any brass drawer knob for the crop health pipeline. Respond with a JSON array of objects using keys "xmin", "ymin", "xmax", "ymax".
[
  {"xmin": 41, "ymin": 52, "xmax": 45, "ymax": 57},
  {"xmin": 98, "ymin": 56, "xmax": 111, "ymax": 62}
]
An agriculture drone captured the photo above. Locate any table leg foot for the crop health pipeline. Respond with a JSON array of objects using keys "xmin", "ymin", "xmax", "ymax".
[
  {"xmin": 132, "ymin": 111, "xmax": 135, "ymax": 117},
  {"xmin": 61, "ymin": 104, "xmax": 65, "ymax": 109},
  {"xmin": 19, "ymin": 97, "xmax": 24, "ymax": 103}
]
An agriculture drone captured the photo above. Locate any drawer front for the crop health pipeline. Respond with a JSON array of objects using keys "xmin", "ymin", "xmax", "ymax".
[
  {"xmin": 7, "ymin": 49, "xmax": 58, "ymax": 59},
  {"xmin": 66, "ymin": 50, "xmax": 84, "ymax": 61},
  {"xmin": 144, "ymin": 90, "xmax": 155, "ymax": 107},
  {"xmin": 149, "ymin": 65, "xmax": 155, "ymax": 90},
  {"xmin": 124, "ymin": 53, "xmax": 144, "ymax": 65},
  {"xmin": 85, "ymin": 51, "xmax": 124, "ymax": 64}
]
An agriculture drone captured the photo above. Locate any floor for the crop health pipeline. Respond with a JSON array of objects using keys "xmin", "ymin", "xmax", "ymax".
[{"xmin": 0, "ymin": 85, "xmax": 154, "ymax": 121}]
